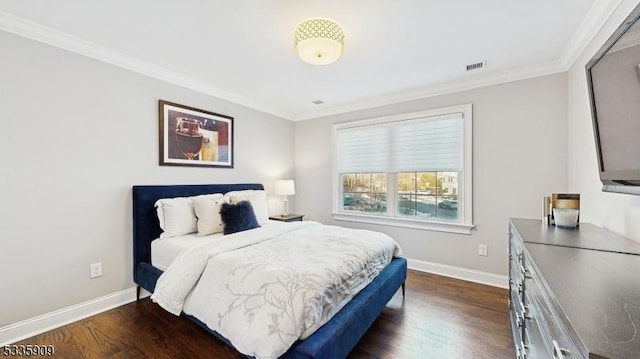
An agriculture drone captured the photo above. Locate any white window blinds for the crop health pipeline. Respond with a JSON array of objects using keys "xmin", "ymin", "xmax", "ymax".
[
  {"xmin": 336, "ymin": 126, "xmax": 389, "ymax": 172},
  {"xmin": 336, "ymin": 112, "xmax": 463, "ymax": 173}
]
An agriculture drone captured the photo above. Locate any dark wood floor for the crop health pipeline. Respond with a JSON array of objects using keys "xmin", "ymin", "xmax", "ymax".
[{"xmin": 8, "ymin": 270, "xmax": 514, "ymax": 358}]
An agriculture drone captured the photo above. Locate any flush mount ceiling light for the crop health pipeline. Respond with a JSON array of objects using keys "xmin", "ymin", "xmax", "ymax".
[{"xmin": 294, "ymin": 18, "xmax": 344, "ymax": 65}]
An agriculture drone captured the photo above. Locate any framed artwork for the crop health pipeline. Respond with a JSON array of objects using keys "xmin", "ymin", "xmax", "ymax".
[{"xmin": 159, "ymin": 100, "xmax": 234, "ymax": 168}]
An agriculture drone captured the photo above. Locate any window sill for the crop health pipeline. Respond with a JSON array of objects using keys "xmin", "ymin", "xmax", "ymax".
[{"xmin": 331, "ymin": 212, "xmax": 475, "ymax": 235}]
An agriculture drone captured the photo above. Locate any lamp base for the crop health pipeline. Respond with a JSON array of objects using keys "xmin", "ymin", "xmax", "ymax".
[{"xmin": 282, "ymin": 197, "xmax": 290, "ymax": 217}]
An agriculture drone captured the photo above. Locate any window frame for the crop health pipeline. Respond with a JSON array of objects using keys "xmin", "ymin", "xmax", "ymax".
[{"xmin": 331, "ymin": 104, "xmax": 474, "ymax": 234}]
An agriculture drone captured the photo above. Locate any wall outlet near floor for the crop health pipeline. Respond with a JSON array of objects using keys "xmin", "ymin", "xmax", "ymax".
[
  {"xmin": 90, "ymin": 262, "xmax": 103, "ymax": 279},
  {"xmin": 478, "ymin": 244, "xmax": 488, "ymax": 257}
]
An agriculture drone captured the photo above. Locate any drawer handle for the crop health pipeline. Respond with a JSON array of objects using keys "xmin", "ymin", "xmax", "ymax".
[
  {"xmin": 521, "ymin": 306, "xmax": 532, "ymax": 320},
  {"xmin": 520, "ymin": 264, "xmax": 533, "ymax": 279},
  {"xmin": 553, "ymin": 340, "xmax": 568, "ymax": 359},
  {"xmin": 515, "ymin": 311, "xmax": 523, "ymax": 328},
  {"xmin": 520, "ymin": 341, "xmax": 528, "ymax": 359}
]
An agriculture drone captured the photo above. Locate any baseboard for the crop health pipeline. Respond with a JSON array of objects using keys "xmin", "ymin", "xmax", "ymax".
[
  {"xmin": 0, "ymin": 287, "xmax": 138, "ymax": 346},
  {"xmin": 0, "ymin": 263, "xmax": 506, "ymax": 345},
  {"xmin": 407, "ymin": 258, "xmax": 508, "ymax": 289}
]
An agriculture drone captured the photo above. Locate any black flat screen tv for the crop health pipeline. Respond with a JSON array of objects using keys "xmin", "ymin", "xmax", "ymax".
[{"xmin": 586, "ymin": 3, "xmax": 640, "ymax": 195}]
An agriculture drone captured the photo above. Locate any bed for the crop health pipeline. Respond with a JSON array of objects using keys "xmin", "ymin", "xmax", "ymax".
[{"xmin": 132, "ymin": 183, "xmax": 407, "ymax": 359}]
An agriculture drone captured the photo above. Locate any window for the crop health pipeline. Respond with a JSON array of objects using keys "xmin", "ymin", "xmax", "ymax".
[
  {"xmin": 342, "ymin": 173, "xmax": 387, "ymax": 213},
  {"xmin": 332, "ymin": 104, "xmax": 473, "ymax": 234}
]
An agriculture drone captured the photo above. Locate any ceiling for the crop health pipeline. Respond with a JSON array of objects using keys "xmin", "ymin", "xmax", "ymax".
[{"xmin": 0, "ymin": 0, "xmax": 620, "ymax": 121}]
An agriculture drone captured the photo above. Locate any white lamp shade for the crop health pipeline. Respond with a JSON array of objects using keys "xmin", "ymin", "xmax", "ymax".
[
  {"xmin": 275, "ymin": 180, "xmax": 296, "ymax": 196},
  {"xmin": 294, "ymin": 18, "xmax": 344, "ymax": 65}
]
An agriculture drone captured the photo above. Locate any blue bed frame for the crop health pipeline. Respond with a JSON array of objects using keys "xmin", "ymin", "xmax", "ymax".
[{"xmin": 132, "ymin": 184, "xmax": 407, "ymax": 359}]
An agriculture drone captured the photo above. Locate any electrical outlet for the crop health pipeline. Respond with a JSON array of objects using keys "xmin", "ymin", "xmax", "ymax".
[
  {"xmin": 478, "ymin": 244, "xmax": 488, "ymax": 257},
  {"xmin": 90, "ymin": 262, "xmax": 103, "ymax": 279}
]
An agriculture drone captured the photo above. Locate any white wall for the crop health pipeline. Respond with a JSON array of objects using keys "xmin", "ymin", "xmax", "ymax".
[
  {"xmin": 568, "ymin": 0, "xmax": 640, "ymax": 242},
  {"xmin": 0, "ymin": 31, "xmax": 294, "ymax": 327},
  {"xmin": 294, "ymin": 73, "xmax": 568, "ymax": 276}
]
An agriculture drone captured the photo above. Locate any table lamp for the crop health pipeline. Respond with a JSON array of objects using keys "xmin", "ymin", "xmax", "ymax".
[{"xmin": 275, "ymin": 180, "xmax": 295, "ymax": 217}]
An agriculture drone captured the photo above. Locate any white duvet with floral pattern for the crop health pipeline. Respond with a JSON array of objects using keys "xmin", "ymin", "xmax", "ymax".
[{"xmin": 151, "ymin": 221, "xmax": 402, "ymax": 359}]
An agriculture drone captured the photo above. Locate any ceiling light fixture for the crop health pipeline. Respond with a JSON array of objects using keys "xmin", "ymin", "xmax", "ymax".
[{"xmin": 294, "ymin": 18, "xmax": 344, "ymax": 65}]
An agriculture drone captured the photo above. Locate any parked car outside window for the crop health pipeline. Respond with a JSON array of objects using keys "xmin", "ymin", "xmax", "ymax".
[{"xmin": 438, "ymin": 199, "xmax": 458, "ymax": 210}]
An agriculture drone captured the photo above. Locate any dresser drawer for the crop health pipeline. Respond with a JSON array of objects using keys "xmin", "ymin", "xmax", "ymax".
[
  {"xmin": 521, "ymin": 304, "xmax": 549, "ymax": 359},
  {"xmin": 509, "ymin": 223, "xmax": 524, "ymax": 302},
  {"xmin": 509, "ymin": 301, "xmax": 525, "ymax": 359},
  {"xmin": 509, "ymin": 288, "xmax": 524, "ymax": 329},
  {"xmin": 522, "ymin": 252, "xmax": 585, "ymax": 358},
  {"xmin": 509, "ymin": 264, "xmax": 523, "ymax": 297},
  {"xmin": 509, "ymin": 225, "xmax": 524, "ymax": 263}
]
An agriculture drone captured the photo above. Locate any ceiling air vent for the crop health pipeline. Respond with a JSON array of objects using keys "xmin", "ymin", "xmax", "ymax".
[{"xmin": 465, "ymin": 61, "xmax": 486, "ymax": 72}]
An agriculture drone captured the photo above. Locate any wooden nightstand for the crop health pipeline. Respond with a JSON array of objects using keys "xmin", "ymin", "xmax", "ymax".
[{"xmin": 269, "ymin": 214, "xmax": 304, "ymax": 222}]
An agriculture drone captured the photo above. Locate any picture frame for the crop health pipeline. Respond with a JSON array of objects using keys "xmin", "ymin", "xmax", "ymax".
[{"xmin": 159, "ymin": 100, "xmax": 234, "ymax": 168}]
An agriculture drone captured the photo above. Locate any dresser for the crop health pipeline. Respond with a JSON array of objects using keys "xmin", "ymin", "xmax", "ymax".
[{"xmin": 508, "ymin": 218, "xmax": 640, "ymax": 359}]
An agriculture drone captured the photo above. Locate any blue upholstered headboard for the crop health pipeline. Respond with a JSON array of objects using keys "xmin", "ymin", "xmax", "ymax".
[{"xmin": 131, "ymin": 183, "xmax": 264, "ymax": 286}]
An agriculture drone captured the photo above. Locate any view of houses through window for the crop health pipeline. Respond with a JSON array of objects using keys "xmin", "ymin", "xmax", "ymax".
[{"xmin": 342, "ymin": 171, "xmax": 459, "ymax": 221}]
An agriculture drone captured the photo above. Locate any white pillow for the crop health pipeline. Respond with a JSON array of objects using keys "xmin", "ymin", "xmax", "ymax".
[
  {"xmin": 225, "ymin": 190, "xmax": 269, "ymax": 225},
  {"xmin": 192, "ymin": 194, "xmax": 227, "ymax": 236},
  {"xmin": 155, "ymin": 197, "xmax": 197, "ymax": 238}
]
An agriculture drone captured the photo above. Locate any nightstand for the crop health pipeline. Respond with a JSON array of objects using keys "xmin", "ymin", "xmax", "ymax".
[{"xmin": 269, "ymin": 214, "xmax": 304, "ymax": 222}]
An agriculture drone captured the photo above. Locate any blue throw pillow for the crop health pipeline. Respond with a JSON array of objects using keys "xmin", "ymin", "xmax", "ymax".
[{"xmin": 219, "ymin": 200, "xmax": 261, "ymax": 235}]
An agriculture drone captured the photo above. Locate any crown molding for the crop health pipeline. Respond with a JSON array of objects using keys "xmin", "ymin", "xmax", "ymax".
[
  {"xmin": 0, "ymin": 1, "xmax": 623, "ymax": 123},
  {"xmin": 559, "ymin": 0, "xmax": 623, "ymax": 70},
  {"xmin": 291, "ymin": 60, "xmax": 566, "ymax": 121},
  {"xmin": 292, "ymin": 0, "xmax": 623, "ymax": 122},
  {"xmin": 0, "ymin": 10, "xmax": 292, "ymax": 120}
]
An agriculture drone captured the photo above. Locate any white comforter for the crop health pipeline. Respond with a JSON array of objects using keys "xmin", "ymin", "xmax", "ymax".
[{"xmin": 151, "ymin": 221, "xmax": 402, "ymax": 359}]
